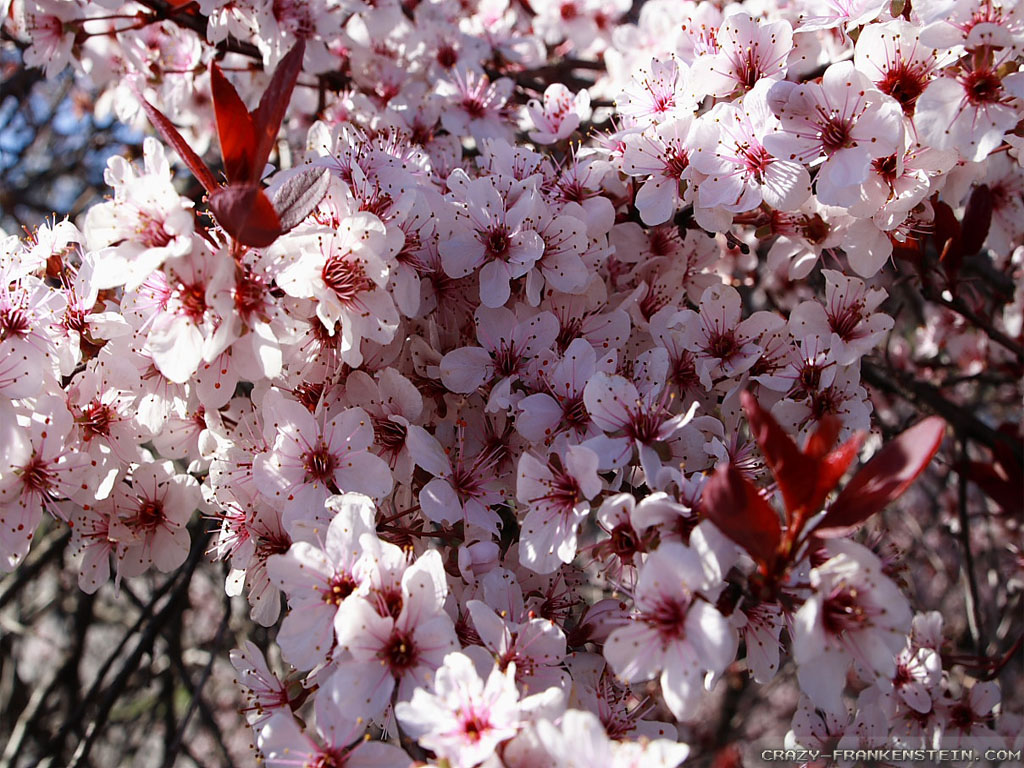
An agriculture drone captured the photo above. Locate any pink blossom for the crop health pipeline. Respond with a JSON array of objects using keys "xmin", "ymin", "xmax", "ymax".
[
  {"xmin": 324, "ymin": 549, "xmax": 459, "ymax": 723},
  {"xmin": 395, "ymin": 651, "xmax": 525, "ymax": 768},
  {"xmin": 265, "ymin": 493, "xmax": 376, "ymax": 670},
  {"xmin": 604, "ymin": 542, "xmax": 737, "ymax": 720},
  {"xmin": 792, "ymin": 539, "xmax": 912, "ymax": 715},
  {"xmin": 109, "ymin": 460, "xmax": 201, "ymax": 577},
  {"xmin": 765, "ymin": 62, "xmax": 904, "ymax": 207},
  {"xmin": 516, "ymin": 444, "xmax": 601, "ymax": 573},
  {"xmin": 690, "ymin": 12, "xmax": 793, "ymax": 98},
  {"xmin": 254, "ymin": 390, "xmax": 393, "ymax": 533},
  {"xmin": 527, "ymin": 84, "xmax": 592, "ymax": 144},
  {"xmin": 439, "ymin": 176, "xmax": 545, "ymax": 308}
]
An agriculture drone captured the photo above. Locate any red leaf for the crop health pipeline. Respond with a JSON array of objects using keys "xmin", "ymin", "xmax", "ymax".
[
  {"xmin": 811, "ymin": 434, "xmax": 863, "ymax": 510},
  {"xmin": 960, "ymin": 184, "xmax": 993, "ymax": 256},
  {"xmin": 251, "ymin": 39, "xmax": 306, "ymax": 182},
  {"xmin": 815, "ymin": 417, "xmax": 946, "ymax": 537},
  {"xmin": 741, "ymin": 391, "xmax": 817, "ymax": 523},
  {"xmin": 803, "ymin": 414, "xmax": 842, "ymax": 461},
  {"xmin": 932, "ymin": 199, "xmax": 964, "ymax": 284},
  {"xmin": 964, "ymin": 460, "xmax": 1023, "ymax": 514},
  {"xmin": 209, "ymin": 186, "xmax": 283, "ymax": 248},
  {"xmin": 137, "ymin": 96, "xmax": 218, "ymax": 194},
  {"xmin": 701, "ymin": 462, "xmax": 781, "ymax": 570},
  {"xmin": 211, "ymin": 63, "xmax": 258, "ymax": 185}
]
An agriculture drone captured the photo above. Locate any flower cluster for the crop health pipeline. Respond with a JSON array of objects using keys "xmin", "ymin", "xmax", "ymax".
[{"xmin": 2, "ymin": 0, "xmax": 1022, "ymax": 765}]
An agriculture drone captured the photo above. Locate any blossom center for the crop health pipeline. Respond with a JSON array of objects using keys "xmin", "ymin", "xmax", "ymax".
[
  {"xmin": 234, "ymin": 267, "xmax": 268, "ymax": 320},
  {"xmin": 828, "ymin": 300, "xmax": 866, "ymax": 340},
  {"xmin": 80, "ymin": 400, "xmax": 115, "ymax": 440},
  {"xmin": 705, "ymin": 329, "xmax": 741, "ymax": 361},
  {"xmin": 0, "ymin": 306, "xmax": 31, "ymax": 340},
  {"xmin": 647, "ymin": 595, "xmax": 690, "ymax": 642},
  {"xmin": 490, "ymin": 341, "xmax": 522, "ymax": 377},
  {"xmin": 482, "ymin": 228, "xmax": 512, "ymax": 260},
  {"xmin": 20, "ymin": 455, "xmax": 57, "ymax": 494},
  {"xmin": 137, "ymin": 212, "xmax": 172, "ymax": 249},
  {"xmin": 460, "ymin": 709, "xmax": 492, "ymax": 742},
  {"xmin": 372, "ymin": 416, "xmax": 408, "ymax": 457},
  {"xmin": 135, "ymin": 498, "xmax": 165, "ymax": 531},
  {"xmin": 819, "ymin": 114, "xmax": 853, "ymax": 153},
  {"xmin": 437, "ymin": 44, "xmax": 458, "ymax": 69},
  {"xmin": 625, "ymin": 406, "xmax": 664, "ymax": 444},
  {"xmin": 322, "ymin": 255, "xmax": 373, "ymax": 304},
  {"xmin": 742, "ymin": 144, "xmax": 773, "ymax": 179},
  {"xmin": 322, "ymin": 572, "xmax": 356, "ymax": 606},
  {"xmin": 873, "ymin": 154, "xmax": 899, "ymax": 186},
  {"xmin": 302, "ymin": 444, "xmax": 338, "ymax": 484},
  {"xmin": 381, "ymin": 630, "xmax": 418, "ymax": 671},
  {"xmin": 178, "ymin": 281, "xmax": 207, "ymax": 322},
  {"xmin": 962, "ymin": 68, "xmax": 1002, "ymax": 106},
  {"xmin": 293, "ymin": 381, "xmax": 325, "ymax": 413},
  {"xmin": 877, "ymin": 61, "xmax": 927, "ymax": 114},
  {"xmin": 562, "ymin": 394, "xmax": 590, "ymax": 431},
  {"xmin": 822, "ymin": 585, "xmax": 871, "ymax": 635},
  {"xmin": 462, "ymin": 96, "xmax": 487, "ymax": 119},
  {"xmin": 609, "ymin": 522, "xmax": 642, "ymax": 560},
  {"xmin": 663, "ymin": 149, "xmax": 690, "ymax": 179}
]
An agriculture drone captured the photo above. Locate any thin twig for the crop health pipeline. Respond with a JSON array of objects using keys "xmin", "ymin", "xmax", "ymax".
[
  {"xmin": 956, "ymin": 439, "xmax": 985, "ymax": 654},
  {"xmin": 161, "ymin": 590, "xmax": 233, "ymax": 768},
  {"xmin": 65, "ymin": 533, "xmax": 208, "ymax": 768}
]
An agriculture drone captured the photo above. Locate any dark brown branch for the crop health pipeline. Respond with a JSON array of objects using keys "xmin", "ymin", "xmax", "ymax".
[{"xmin": 861, "ymin": 359, "xmax": 1023, "ymax": 463}]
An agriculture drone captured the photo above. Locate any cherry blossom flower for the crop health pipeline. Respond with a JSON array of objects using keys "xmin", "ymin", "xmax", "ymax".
[
  {"xmin": 258, "ymin": 710, "xmax": 410, "ymax": 768},
  {"xmin": 604, "ymin": 541, "xmax": 737, "ymax": 720},
  {"xmin": 516, "ymin": 444, "xmax": 601, "ymax": 573},
  {"xmin": 440, "ymin": 305, "xmax": 559, "ymax": 411},
  {"xmin": 796, "ymin": 0, "xmax": 889, "ymax": 34},
  {"xmin": 691, "ymin": 79, "xmax": 811, "ymax": 215},
  {"xmin": 525, "ymin": 707, "xmax": 688, "ymax": 767},
  {"xmin": 673, "ymin": 284, "xmax": 781, "ymax": 389},
  {"xmin": 230, "ymin": 640, "xmax": 291, "ymax": 728},
  {"xmin": 852, "ymin": 20, "xmax": 954, "ymax": 118},
  {"xmin": 395, "ymin": 651, "xmax": 525, "ymax": 768},
  {"xmin": 616, "ymin": 57, "xmax": 697, "ymax": 126},
  {"xmin": 265, "ymin": 493, "xmax": 376, "ymax": 670},
  {"xmin": 274, "ymin": 216, "xmax": 399, "ymax": 368},
  {"xmin": 792, "ymin": 539, "xmax": 912, "ymax": 715},
  {"xmin": 9, "ymin": 0, "xmax": 80, "ymax": 78},
  {"xmin": 765, "ymin": 62, "xmax": 904, "ymax": 207},
  {"xmin": 527, "ymin": 84, "xmax": 592, "ymax": 145},
  {"xmin": 621, "ymin": 115, "xmax": 698, "ymax": 226},
  {"xmin": 439, "ymin": 175, "xmax": 545, "ymax": 308},
  {"xmin": 467, "ymin": 596, "xmax": 569, "ymax": 692},
  {"xmin": 582, "ymin": 356, "xmax": 699, "ymax": 480},
  {"xmin": 437, "ymin": 68, "xmax": 515, "ymax": 146},
  {"xmin": 0, "ymin": 397, "xmax": 95, "ymax": 569},
  {"xmin": 85, "ymin": 139, "xmax": 194, "ymax": 292},
  {"xmin": 690, "ymin": 12, "xmax": 793, "ymax": 98},
  {"xmin": 324, "ymin": 549, "xmax": 459, "ymax": 723},
  {"xmin": 406, "ymin": 423, "xmax": 506, "ymax": 534},
  {"xmin": 516, "ymin": 337, "xmax": 607, "ymax": 447},
  {"xmin": 789, "ymin": 270, "xmax": 894, "ymax": 366},
  {"xmin": 916, "ymin": 61, "xmax": 1024, "ymax": 163},
  {"xmin": 109, "ymin": 460, "xmax": 201, "ymax": 577},
  {"xmin": 254, "ymin": 391, "xmax": 393, "ymax": 532}
]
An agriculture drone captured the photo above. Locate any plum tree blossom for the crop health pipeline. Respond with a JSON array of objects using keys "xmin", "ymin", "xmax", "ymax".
[
  {"xmin": 0, "ymin": 1, "xmax": 1020, "ymax": 765},
  {"xmin": 395, "ymin": 651, "xmax": 528, "ymax": 768}
]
